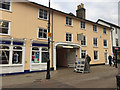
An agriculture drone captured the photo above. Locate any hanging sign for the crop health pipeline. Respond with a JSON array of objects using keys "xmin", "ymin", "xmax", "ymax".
[{"xmin": 48, "ymin": 33, "xmax": 52, "ymax": 38}]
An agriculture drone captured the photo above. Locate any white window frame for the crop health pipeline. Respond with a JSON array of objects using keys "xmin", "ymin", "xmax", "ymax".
[
  {"xmin": 81, "ymin": 21, "xmax": 86, "ymax": 29},
  {"xmin": 38, "ymin": 8, "xmax": 48, "ymax": 20},
  {"xmin": 81, "ymin": 50, "xmax": 86, "ymax": 59},
  {"xmin": 0, "ymin": 0, "xmax": 12, "ymax": 12},
  {"xmin": 93, "ymin": 38, "xmax": 98, "ymax": 47},
  {"xmin": 12, "ymin": 46, "xmax": 24, "ymax": 65},
  {"xmin": 103, "ymin": 28, "xmax": 107, "ymax": 34},
  {"xmin": 65, "ymin": 33, "xmax": 73, "ymax": 42},
  {"xmin": 0, "ymin": 45, "xmax": 10, "ymax": 65},
  {"xmin": 93, "ymin": 25, "xmax": 97, "ymax": 32},
  {"xmin": 103, "ymin": 40, "xmax": 108, "ymax": 48},
  {"xmin": 81, "ymin": 36, "xmax": 87, "ymax": 46},
  {"xmin": 37, "ymin": 28, "xmax": 48, "ymax": 40},
  {"xmin": 31, "ymin": 47, "xmax": 40, "ymax": 64},
  {"xmin": 0, "ymin": 20, "xmax": 11, "ymax": 35},
  {"xmin": 66, "ymin": 17, "xmax": 72, "ymax": 26},
  {"xmin": 41, "ymin": 47, "xmax": 48, "ymax": 64},
  {"xmin": 94, "ymin": 51, "xmax": 99, "ymax": 61}
]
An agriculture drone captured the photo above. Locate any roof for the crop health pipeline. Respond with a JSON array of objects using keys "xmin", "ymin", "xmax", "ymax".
[
  {"xmin": 97, "ymin": 19, "xmax": 120, "ymax": 29},
  {"xmin": 26, "ymin": 0, "xmax": 111, "ymax": 29}
]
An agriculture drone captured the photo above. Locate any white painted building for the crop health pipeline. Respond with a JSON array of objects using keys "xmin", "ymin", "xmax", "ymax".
[{"xmin": 97, "ymin": 19, "xmax": 120, "ymax": 60}]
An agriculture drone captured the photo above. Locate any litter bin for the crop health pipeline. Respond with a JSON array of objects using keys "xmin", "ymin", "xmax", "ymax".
[{"xmin": 116, "ymin": 75, "xmax": 120, "ymax": 90}]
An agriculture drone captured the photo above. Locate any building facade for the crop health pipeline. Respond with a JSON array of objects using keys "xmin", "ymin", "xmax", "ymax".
[
  {"xmin": 97, "ymin": 19, "xmax": 120, "ymax": 61},
  {"xmin": 0, "ymin": 1, "xmax": 112, "ymax": 74}
]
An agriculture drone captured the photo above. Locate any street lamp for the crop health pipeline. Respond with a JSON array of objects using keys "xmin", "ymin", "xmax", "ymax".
[{"xmin": 46, "ymin": 0, "xmax": 51, "ymax": 79}]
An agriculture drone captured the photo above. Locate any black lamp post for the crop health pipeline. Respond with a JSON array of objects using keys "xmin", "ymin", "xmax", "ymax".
[{"xmin": 46, "ymin": 0, "xmax": 50, "ymax": 79}]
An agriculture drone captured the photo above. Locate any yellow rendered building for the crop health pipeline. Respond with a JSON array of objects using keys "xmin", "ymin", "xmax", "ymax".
[{"xmin": 0, "ymin": 1, "xmax": 112, "ymax": 74}]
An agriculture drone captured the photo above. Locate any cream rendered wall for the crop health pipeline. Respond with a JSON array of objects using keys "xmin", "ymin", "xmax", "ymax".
[
  {"xmin": 52, "ymin": 11, "xmax": 112, "ymax": 65},
  {"xmin": 0, "ymin": 2, "xmax": 112, "ymax": 71}
]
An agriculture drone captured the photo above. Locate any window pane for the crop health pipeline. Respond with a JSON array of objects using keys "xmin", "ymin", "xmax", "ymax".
[
  {"xmin": 42, "ymin": 52, "xmax": 48, "ymax": 63},
  {"xmin": 0, "ymin": 50, "xmax": 9, "ymax": 64},
  {"xmin": 44, "ymin": 10, "xmax": 47, "ymax": 19},
  {"xmin": 32, "ymin": 47, "xmax": 39, "ymax": 50},
  {"xmin": 39, "ymin": 9, "xmax": 43, "ymax": 18},
  {"xmin": 12, "ymin": 51, "xmax": 22, "ymax": 64},
  {"xmin": 0, "ymin": 28, "xmax": 8, "ymax": 34},
  {"xmin": 13, "ymin": 46, "xmax": 22, "ymax": 50},
  {"xmin": 32, "ymin": 51, "xmax": 39, "ymax": 63},
  {"xmin": 0, "ymin": 46, "xmax": 9, "ymax": 49}
]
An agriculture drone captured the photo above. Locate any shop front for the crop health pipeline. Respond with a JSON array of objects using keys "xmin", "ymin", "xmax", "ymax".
[
  {"xmin": 30, "ymin": 40, "xmax": 48, "ymax": 71},
  {"xmin": 113, "ymin": 47, "xmax": 120, "ymax": 61},
  {"xmin": 0, "ymin": 38, "xmax": 26, "ymax": 74}
]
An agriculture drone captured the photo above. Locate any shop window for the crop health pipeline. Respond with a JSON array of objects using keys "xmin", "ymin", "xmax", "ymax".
[
  {"xmin": 39, "ymin": 9, "xmax": 48, "ymax": 20},
  {"xmin": 0, "ymin": 20, "xmax": 10, "ymax": 35},
  {"xmin": 0, "ymin": 0, "xmax": 11, "ymax": 10},
  {"xmin": 12, "ymin": 46, "xmax": 22, "ymax": 64},
  {"xmin": 0, "ymin": 46, "xmax": 9, "ymax": 64},
  {"xmin": 32, "ymin": 47, "xmax": 39, "ymax": 63},
  {"xmin": 38, "ymin": 28, "xmax": 48, "ymax": 39},
  {"xmin": 41, "ymin": 48, "xmax": 48, "ymax": 63}
]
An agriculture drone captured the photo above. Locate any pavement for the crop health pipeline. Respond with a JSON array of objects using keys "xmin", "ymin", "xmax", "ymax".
[{"xmin": 1, "ymin": 65, "xmax": 118, "ymax": 88}]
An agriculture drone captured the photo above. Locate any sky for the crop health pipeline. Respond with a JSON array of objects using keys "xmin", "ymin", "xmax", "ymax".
[{"xmin": 28, "ymin": 0, "xmax": 119, "ymax": 25}]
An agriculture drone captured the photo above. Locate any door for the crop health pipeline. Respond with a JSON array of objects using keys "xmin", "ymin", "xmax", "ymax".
[
  {"xmin": 104, "ymin": 52, "xmax": 108, "ymax": 64},
  {"xmin": 67, "ymin": 49, "xmax": 76, "ymax": 67}
]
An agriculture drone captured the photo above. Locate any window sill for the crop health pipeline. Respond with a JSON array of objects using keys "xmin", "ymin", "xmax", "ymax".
[
  {"xmin": 65, "ymin": 24, "xmax": 73, "ymax": 27},
  {"xmin": 37, "ymin": 38, "xmax": 48, "ymax": 40},
  {"xmin": 38, "ymin": 18, "xmax": 48, "ymax": 21},
  {"xmin": 81, "ymin": 45, "xmax": 87, "ymax": 47},
  {"xmin": 66, "ymin": 41, "xmax": 73, "ymax": 43},
  {"xmin": 0, "ymin": 64, "xmax": 23, "ymax": 67},
  {"xmin": 0, "ymin": 34, "xmax": 10, "ymax": 36},
  {"xmin": 94, "ymin": 59, "xmax": 99, "ymax": 61},
  {"xmin": 0, "ymin": 8, "xmax": 12, "ymax": 13},
  {"xmin": 32, "ymin": 63, "xmax": 47, "ymax": 65},
  {"xmin": 104, "ymin": 47, "xmax": 108, "ymax": 49},
  {"xmin": 93, "ymin": 31, "xmax": 98, "ymax": 33},
  {"xmin": 81, "ymin": 28, "xmax": 86, "ymax": 30},
  {"xmin": 93, "ymin": 46, "xmax": 98, "ymax": 48}
]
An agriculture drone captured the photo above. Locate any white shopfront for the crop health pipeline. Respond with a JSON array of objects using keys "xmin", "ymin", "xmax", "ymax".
[
  {"xmin": 30, "ymin": 40, "xmax": 48, "ymax": 71},
  {"xmin": 0, "ymin": 38, "xmax": 26, "ymax": 74}
]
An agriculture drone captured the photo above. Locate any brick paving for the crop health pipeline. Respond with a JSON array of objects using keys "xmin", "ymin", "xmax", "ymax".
[{"xmin": 1, "ymin": 65, "xmax": 118, "ymax": 88}]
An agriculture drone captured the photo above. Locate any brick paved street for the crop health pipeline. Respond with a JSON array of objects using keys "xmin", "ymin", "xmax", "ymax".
[{"xmin": 1, "ymin": 65, "xmax": 118, "ymax": 88}]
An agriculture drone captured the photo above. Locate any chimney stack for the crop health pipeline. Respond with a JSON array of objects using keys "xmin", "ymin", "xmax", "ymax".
[{"xmin": 76, "ymin": 3, "xmax": 86, "ymax": 19}]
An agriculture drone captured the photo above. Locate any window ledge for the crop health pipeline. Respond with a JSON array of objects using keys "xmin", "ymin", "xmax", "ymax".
[
  {"xmin": 0, "ymin": 64, "xmax": 23, "ymax": 67},
  {"xmin": 94, "ymin": 59, "xmax": 99, "ymax": 61},
  {"xmin": 93, "ymin": 31, "xmax": 98, "ymax": 33},
  {"xmin": 65, "ymin": 24, "xmax": 73, "ymax": 27},
  {"xmin": 0, "ymin": 34, "xmax": 10, "ymax": 36},
  {"xmin": 37, "ymin": 38, "xmax": 48, "ymax": 40},
  {"xmin": 38, "ymin": 18, "xmax": 48, "ymax": 21},
  {"xmin": 104, "ymin": 47, "xmax": 108, "ymax": 49},
  {"xmin": 0, "ymin": 8, "xmax": 12, "ymax": 13},
  {"xmin": 81, "ymin": 28, "xmax": 86, "ymax": 30},
  {"xmin": 32, "ymin": 63, "xmax": 47, "ymax": 65},
  {"xmin": 93, "ymin": 46, "xmax": 98, "ymax": 48},
  {"xmin": 81, "ymin": 45, "xmax": 87, "ymax": 47}
]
